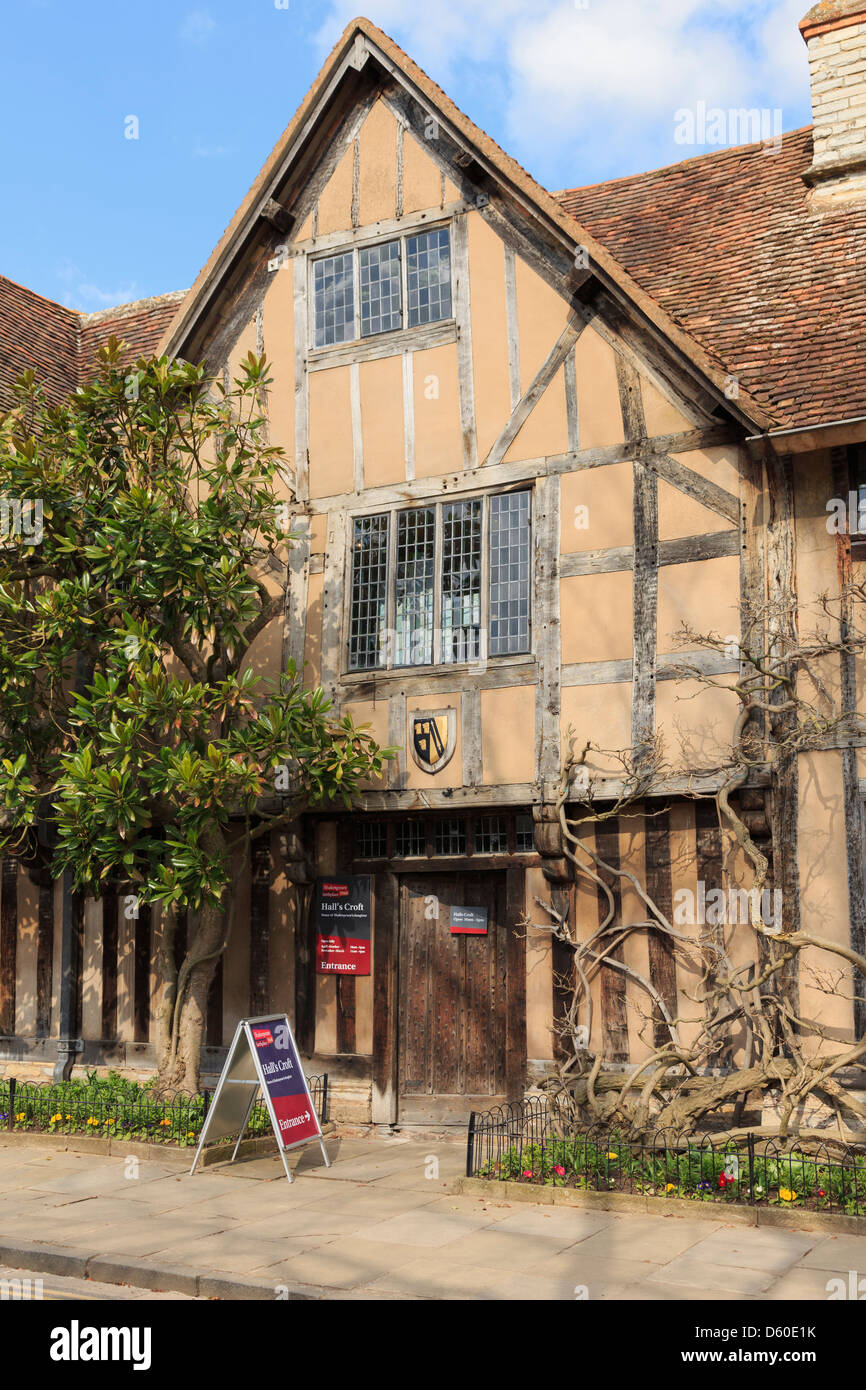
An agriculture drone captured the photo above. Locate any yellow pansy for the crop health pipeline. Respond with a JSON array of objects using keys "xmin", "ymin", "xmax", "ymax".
[{"xmin": 779, "ymin": 1187, "xmax": 797, "ymax": 1201}]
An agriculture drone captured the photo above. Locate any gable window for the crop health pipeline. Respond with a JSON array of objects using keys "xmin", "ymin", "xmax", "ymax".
[
  {"xmin": 407, "ymin": 228, "xmax": 451, "ymax": 326},
  {"xmin": 313, "ymin": 226, "xmax": 452, "ymax": 348},
  {"xmin": 313, "ymin": 251, "xmax": 354, "ymax": 347},
  {"xmin": 348, "ymin": 490, "xmax": 531, "ymax": 671}
]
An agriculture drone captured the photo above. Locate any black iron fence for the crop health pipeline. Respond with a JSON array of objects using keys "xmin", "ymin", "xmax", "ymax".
[
  {"xmin": 0, "ymin": 1073, "xmax": 327, "ymax": 1149},
  {"xmin": 467, "ymin": 1097, "xmax": 866, "ymax": 1218}
]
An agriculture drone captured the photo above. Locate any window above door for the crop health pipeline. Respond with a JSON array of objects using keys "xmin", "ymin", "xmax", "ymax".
[
  {"xmin": 312, "ymin": 225, "xmax": 453, "ymax": 349},
  {"xmin": 350, "ymin": 811, "xmax": 537, "ymax": 864}
]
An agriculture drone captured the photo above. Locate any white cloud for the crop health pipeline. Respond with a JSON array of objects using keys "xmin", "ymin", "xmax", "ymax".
[
  {"xmin": 180, "ymin": 9, "xmax": 216, "ymax": 45},
  {"xmin": 315, "ymin": 0, "xmax": 812, "ymax": 182},
  {"xmin": 191, "ymin": 142, "xmax": 233, "ymax": 159},
  {"xmin": 55, "ymin": 262, "xmax": 140, "ymax": 313}
]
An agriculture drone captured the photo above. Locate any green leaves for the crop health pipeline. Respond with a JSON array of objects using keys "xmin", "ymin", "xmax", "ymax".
[{"xmin": 0, "ymin": 347, "xmax": 393, "ymax": 905}]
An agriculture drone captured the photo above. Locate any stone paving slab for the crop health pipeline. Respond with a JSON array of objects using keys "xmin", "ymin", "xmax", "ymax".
[
  {"xmin": 484, "ymin": 1206, "xmax": 610, "ymax": 1240},
  {"xmin": 526, "ymin": 1247, "xmax": 660, "ymax": 1290},
  {"xmin": 763, "ymin": 1266, "xmax": 845, "ymax": 1299},
  {"xmin": 301, "ymin": 1184, "xmax": 444, "ymax": 1218},
  {"xmin": 250, "ymin": 1235, "xmax": 426, "ymax": 1290},
  {"xmin": 645, "ymin": 1253, "xmax": 778, "ymax": 1296},
  {"xmin": 795, "ymin": 1233, "xmax": 866, "ymax": 1270},
  {"xmin": 3, "ymin": 1133, "xmax": 866, "ymax": 1301},
  {"xmin": 361, "ymin": 1204, "xmax": 498, "ymax": 1248},
  {"xmin": 235, "ymin": 1207, "xmax": 382, "ymax": 1242},
  {"xmin": 436, "ymin": 1225, "xmax": 583, "ymax": 1272},
  {"xmin": 683, "ymin": 1226, "xmax": 817, "ymax": 1274},
  {"xmin": 180, "ymin": 1234, "xmax": 321, "ymax": 1274},
  {"xmin": 571, "ymin": 1214, "xmax": 726, "ymax": 1263}
]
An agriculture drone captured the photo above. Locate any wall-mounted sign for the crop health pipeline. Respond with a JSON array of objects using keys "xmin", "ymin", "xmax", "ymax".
[
  {"xmin": 449, "ymin": 905, "xmax": 488, "ymax": 935},
  {"xmin": 410, "ymin": 708, "xmax": 457, "ymax": 773},
  {"xmin": 315, "ymin": 874, "xmax": 372, "ymax": 974},
  {"xmin": 189, "ymin": 1014, "xmax": 328, "ymax": 1184}
]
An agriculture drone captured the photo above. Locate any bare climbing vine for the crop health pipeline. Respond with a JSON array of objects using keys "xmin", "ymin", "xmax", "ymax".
[{"xmin": 526, "ymin": 590, "xmax": 866, "ymax": 1142}]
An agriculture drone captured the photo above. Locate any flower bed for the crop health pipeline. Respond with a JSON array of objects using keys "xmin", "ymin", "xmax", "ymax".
[
  {"xmin": 0, "ymin": 1070, "xmax": 326, "ymax": 1149},
  {"xmin": 468, "ymin": 1102, "xmax": 866, "ymax": 1218}
]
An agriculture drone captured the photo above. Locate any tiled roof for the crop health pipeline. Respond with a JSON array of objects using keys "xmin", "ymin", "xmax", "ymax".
[
  {"xmin": 159, "ymin": 17, "xmax": 772, "ymax": 430},
  {"xmin": 4, "ymin": 17, "xmax": 866, "ymax": 435},
  {"xmin": 0, "ymin": 275, "xmax": 185, "ymax": 414},
  {"xmin": 78, "ymin": 293, "xmax": 186, "ymax": 381},
  {"xmin": 0, "ymin": 275, "xmax": 79, "ymax": 413},
  {"xmin": 556, "ymin": 127, "xmax": 866, "ymax": 430}
]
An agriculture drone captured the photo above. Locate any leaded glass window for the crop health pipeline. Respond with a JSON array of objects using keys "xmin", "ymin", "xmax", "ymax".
[
  {"xmin": 407, "ymin": 228, "xmax": 452, "ymax": 327},
  {"xmin": 489, "ymin": 492, "xmax": 531, "ymax": 656},
  {"xmin": 473, "ymin": 816, "xmax": 509, "ymax": 854},
  {"xmin": 434, "ymin": 818, "xmax": 466, "ymax": 855},
  {"xmin": 441, "ymin": 498, "xmax": 482, "ymax": 663},
  {"xmin": 313, "ymin": 251, "xmax": 354, "ymax": 347},
  {"xmin": 395, "ymin": 820, "xmax": 426, "ymax": 857},
  {"xmin": 357, "ymin": 822, "xmax": 387, "ymax": 858},
  {"xmin": 312, "ymin": 227, "xmax": 452, "ymax": 349},
  {"xmin": 395, "ymin": 508, "xmax": 435, "ymax": 666},
  {"xmin": 348, "ymin": 513, "xmax": 389, "ymax": 670},
  {"xmin": 515, "ymin": 814, "xmax": 535, "ymax": 853},
  {"xmin": 347, "ymin": 493, "xmax": 530, "ymax": 671},
  {"xmin": 360, "ymin": 240, "xmax": 402, "ymax": 337}
]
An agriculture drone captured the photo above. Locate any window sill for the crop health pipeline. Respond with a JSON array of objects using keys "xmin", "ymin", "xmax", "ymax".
[
  {"xmin": 340, "ymin": 654, "xmax": 536, "ymax": 684},
  {"xmin": 307, "ymin": 318, "xmax": 456, "ymax": 371}
]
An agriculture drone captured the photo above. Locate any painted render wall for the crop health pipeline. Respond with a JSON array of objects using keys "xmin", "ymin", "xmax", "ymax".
[{"xmin": 7, "ymin": 91, "xmax": 863, "ymax": 1114}]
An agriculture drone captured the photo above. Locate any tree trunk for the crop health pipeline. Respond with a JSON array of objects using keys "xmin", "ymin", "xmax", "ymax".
[
  {"xmin": 156, "ymin": 899, "xmax": 227, "ymax": 1093},
  {"xmin": 155, "ymin": 904, "xmax": 178, "ymax": 1079},
  {"xmin": 155, "ymin": 822, "xmax": 237, "ymax": 1094}
]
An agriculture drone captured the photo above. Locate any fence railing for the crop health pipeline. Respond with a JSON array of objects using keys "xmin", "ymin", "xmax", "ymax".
[
  {"xmin": 0, "ymin": 1073, "xmax": 327, "ymax": 1148},
  {"xmin": 466, "ymin": 1097, "xmax": 866, "ymax": 1217}
]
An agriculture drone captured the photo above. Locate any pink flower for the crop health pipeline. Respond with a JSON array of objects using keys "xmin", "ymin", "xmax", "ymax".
[
  {"xmin": 522, "ymin": 1169, "xmax": 533, "ymax": 1178},
  {"xmin": 554, "ymin": 1165, "xmax": 566, "ymax": 1176}
]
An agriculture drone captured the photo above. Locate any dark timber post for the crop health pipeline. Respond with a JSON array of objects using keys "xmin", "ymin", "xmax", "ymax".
[{"xmin": 53, "ymin": 870, "xmax": 83, "ymax": 1082}]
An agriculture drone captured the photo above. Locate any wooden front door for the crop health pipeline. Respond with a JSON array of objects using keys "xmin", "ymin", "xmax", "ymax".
[{"xmin": 398, "ymin": 872, "xmax": 512, "ymax": 1124}]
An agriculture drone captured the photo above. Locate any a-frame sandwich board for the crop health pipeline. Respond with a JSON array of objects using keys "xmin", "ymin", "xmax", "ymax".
[{"xmin": 189, "ymin": 1013, "xmax": 329, "ymax": 1184}]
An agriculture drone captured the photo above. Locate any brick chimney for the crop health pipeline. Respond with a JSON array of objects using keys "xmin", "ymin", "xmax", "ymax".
[{"xmin": 801, "ymin": 1, "xmax": 866, "ymax": 202}]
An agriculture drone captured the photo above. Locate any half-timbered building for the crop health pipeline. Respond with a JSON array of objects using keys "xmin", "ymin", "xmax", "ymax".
[{"xmin": 2, "ymin": 5, "xmax": 866, "ymax": 1125}]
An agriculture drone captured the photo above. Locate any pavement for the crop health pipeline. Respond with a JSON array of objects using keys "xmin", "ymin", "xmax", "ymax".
[
  {"xmin": 1, "ymin": 1131, "xmax": 865, "ymax": 1300},
  {"xmin": 0, "ymin": 1264, "xmax": 201, "ymax": 1300}
]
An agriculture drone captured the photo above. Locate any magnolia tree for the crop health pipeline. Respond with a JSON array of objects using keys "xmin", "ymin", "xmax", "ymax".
[
  {"xmin": 528, "ymin": 593, "xmax": 866, "ymax": 1143},
  {"xmin": 0, "ymin": 343, "xmax": 392, "ymax": 1093}
]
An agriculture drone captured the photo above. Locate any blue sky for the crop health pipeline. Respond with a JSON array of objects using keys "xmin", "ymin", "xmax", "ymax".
[{"xmin": 0, "ymin": 0, "xmax": 813, "ymax": 312}]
